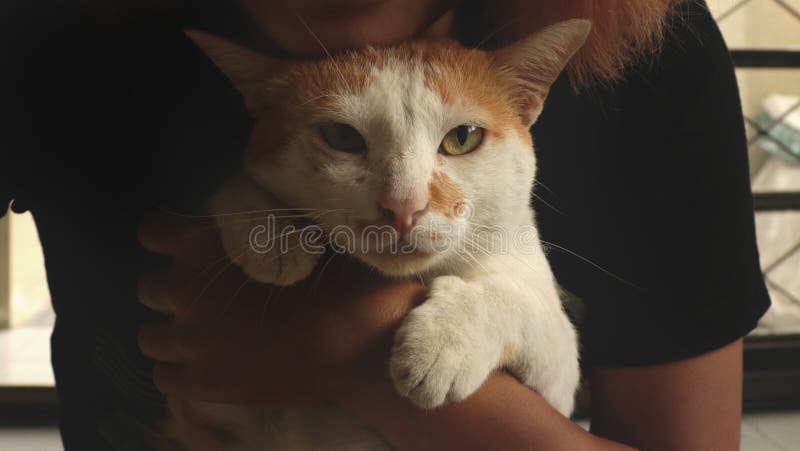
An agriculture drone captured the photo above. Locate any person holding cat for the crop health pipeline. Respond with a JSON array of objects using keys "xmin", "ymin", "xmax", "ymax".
[{"xmin": 1, "ymin": 0, "xmax": 769, "ymax": 450}]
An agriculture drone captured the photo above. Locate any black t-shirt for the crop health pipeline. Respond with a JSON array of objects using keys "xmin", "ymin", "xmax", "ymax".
[{"xmin": 0, "ymin": 1, "xmax": 770, "ymax": 450}]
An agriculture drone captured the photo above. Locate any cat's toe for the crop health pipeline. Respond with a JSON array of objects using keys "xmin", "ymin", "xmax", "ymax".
[
  {"xmin": 406, "ymin": 353, "xmax": 490, "ymax": 408},
  {"xmin": 239, "ymin": 247, "xmax": 319, "ymax": 286},
  {"xmin": 271, "ymin": 249, "xmax": 320, "ymax": 286},
  {"xmin": 390, "ymin": 280, "xmax": 496, "ymax": 409},
  {"xmin": 390, "ymin": 319, "xmax": 463, "ymax": 408}
]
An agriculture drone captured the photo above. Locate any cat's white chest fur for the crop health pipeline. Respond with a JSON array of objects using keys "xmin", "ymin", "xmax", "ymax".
[{"xmin": 169, "ymin": 18, "xmax": 591, "ymax": 451}]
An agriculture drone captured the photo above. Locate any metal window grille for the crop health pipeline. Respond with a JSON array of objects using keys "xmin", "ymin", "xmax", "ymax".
[{"xmin": 716, "ymin": 0, "xmax": 800, "ymax": 410}]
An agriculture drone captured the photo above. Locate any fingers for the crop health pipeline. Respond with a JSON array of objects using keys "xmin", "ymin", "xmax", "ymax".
[
  {"xmin": 139, "ymin": 318, "xmax": 226, "ymax": 363},
  {"xmin": 137, "ymin": 254, "xmax": 248, "ymax": 318},
  {"xmin": 152, "ymin": 363, "xmax": 224, "ymax": 401},
  {"xmin": 138, "ymin": 212, "xmax": 216, "ymax": 256},
  {"xmin": 137, "ymin": 271, "xmax": 175, "ymax": 314},
  {"xmin": 138, "ymin": 321, "xmax": 185, "ymax": 363},
  {"xmin": 137, "ymin": 266, "xmax": 231, "ymax": 316},
  {"xmin": 137, "ymin": 210, "xmax": 240, "ymax": 316},
  {"xmin": 152, "ymin": 363, "xmax": 193, "ymax": 398},
  {"xmin": 152, "ymin": 362, "xmax": 242, "ymax": 403}
]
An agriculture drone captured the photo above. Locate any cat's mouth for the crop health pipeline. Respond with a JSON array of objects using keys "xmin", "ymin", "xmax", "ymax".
[
  {"xmin": 338, "ymin": 221, "xmax": 447, "ymax": 275},
  {"xmin": 348, "ymin": 222, "xmax": 447, "ymax": 251},
  {"xmin": 355, "ymin": 247, "xmax": 440, "ymax": 277}
]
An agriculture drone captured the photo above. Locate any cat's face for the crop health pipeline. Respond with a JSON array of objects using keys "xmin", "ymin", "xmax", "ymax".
[{"xmin": 189, "ymin": 20, "xmax": 589, "ymax": 276}]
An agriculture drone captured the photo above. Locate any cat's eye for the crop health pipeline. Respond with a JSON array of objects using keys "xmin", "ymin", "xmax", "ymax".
[
  {"xmin": 440, "ymin": 125, "xmax": 484, "ymax": 156},
  {"xmin": 317, "ymin": 123, "xmax": 367, "ymax": 154}
]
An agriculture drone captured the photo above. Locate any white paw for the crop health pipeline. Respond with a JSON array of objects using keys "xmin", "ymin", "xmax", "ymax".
[
  {"xmin": 238, "ymin": 239, "xmax": 320, "ymax": 286},
  {"xmin": 210, "ymin": 174, "xmax": 321, "ymax": 286},
  {"xmin": 390, "ymin": 276, "xmax": 499, "ymax": 409},
  {"xmin": 217, "ymin": 214, "xmax": 321, "ymax": 286}
]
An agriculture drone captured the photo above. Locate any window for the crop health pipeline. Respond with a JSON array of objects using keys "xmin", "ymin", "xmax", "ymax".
[{"xmin": 711, "ymin": 0, "xmax": 800, "ymax": 409}]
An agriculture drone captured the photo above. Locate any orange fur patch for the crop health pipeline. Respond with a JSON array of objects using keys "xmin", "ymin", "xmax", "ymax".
[
  {"xmin": 243, "ymin": 105, "xmax": 293, "ymax": 171},
  {"xmin": 270, "ymin": 40, "xmax": 531, "ymax": 144},
  {"xmin": 415, "ymin": 39, "xmax": 524, "ymax": 139},
  {"xmin": 290, "ymin": 57, "xmax": 368, "ymax": 106},
  {"xmin": 243, "ymin": 37, "xmax": 540, "ymax": 169},
  {"xmin": 428, "ymin": 171, "xmax": 464, "ymax": 219}
]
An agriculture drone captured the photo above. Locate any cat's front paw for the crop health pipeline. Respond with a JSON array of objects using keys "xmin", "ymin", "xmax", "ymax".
[
  {"xmin": 389, "ymin": 276, "xmax": 498, "ymax": 409},
  {"xmin": 218, "ymin": 215, "xmax": 321, "ymax": 286},
  {"xmin": 210, "ymin": 174, "xmax": 322, "ymax": 286},
  {"xmin": 238, "ymin": 240, "xmax": 321, "ymax": 286}
]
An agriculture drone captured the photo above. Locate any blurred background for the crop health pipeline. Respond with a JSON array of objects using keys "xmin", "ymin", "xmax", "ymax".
[
  {"xmin": 1, "ymin": 0, "xmax": 799, "ymax": 449},
  {"xmin": 714, "ymin": 0, "xmax": 800, "ymax": 338}
]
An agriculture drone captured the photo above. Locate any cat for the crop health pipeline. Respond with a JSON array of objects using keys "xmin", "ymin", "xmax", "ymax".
[{"xmin": 162, "ymin": 18, "xmax": 591, "ymax": 451}]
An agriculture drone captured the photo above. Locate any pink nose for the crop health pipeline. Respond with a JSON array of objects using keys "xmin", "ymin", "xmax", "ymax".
[{"xmin": 378, "ymin": 196, "xmax": 429, "ymax": 237}]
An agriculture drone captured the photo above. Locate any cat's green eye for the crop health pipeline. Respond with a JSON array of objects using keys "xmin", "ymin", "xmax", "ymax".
[
  {"xmin": 440, "ymin": 125, "xmax": 484, "ymax": 156},
  {"xmin": 318, "ymin": 123, "xmax": 367, "ymax": 154}
]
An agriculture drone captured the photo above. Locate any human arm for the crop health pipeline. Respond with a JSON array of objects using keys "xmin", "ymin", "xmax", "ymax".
[
  {"xmin": 589, "ymin": 340, "xmax": 743, "ymax": 451},
  {"xmin": 344, "ymin": 371, "xmax": 633, "ymax": 451},
  {"xmin": 134, "ymin": 214, "xmax": 624, "ymax": 451},
  {"xmin": 137, "ymin": 213, "xmax": 744, "ymax": 451},
  {"xmin": 344, "ymin": 339, "xmax": 743, "ymax": 451}
]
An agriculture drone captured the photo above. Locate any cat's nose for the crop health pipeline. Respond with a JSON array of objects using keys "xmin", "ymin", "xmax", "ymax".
[{"xmin": 377, "ymin": 197, "xmax": 429, "ymax": 237}]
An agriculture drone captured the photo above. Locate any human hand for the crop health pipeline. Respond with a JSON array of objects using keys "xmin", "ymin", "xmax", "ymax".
[{"xmin": 136, "ymin": 213, "xmax": 425, "ymax": 407}]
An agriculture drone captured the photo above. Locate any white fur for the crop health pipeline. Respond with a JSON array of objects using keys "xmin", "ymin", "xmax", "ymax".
[{"xmin": 174, "ymin": 19, "xmax": 591, "ymax": 451}]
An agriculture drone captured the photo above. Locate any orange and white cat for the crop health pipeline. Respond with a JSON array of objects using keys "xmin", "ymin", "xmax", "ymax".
[{"xmin": 166, "ymin": 19, "xmax": 590, "ymax": 450}]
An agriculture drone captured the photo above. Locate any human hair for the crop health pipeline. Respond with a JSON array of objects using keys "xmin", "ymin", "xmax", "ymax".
[{"xmin": 461, "ymin": 0, "xmax": 681, "ymax": 88}]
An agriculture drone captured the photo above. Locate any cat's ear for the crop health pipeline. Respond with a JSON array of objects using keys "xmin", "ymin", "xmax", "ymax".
[
  {"xmin": 185, "ymin": 29, "xmax": 283, "ymax": 116},
  {"xmin": 493, "ymin": 19, "xmax": 591, "ymax": 126}
]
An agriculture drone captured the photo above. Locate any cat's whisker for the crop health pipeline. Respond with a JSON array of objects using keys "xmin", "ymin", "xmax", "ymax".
[
  {"xmin": 189, "ymin": 228, "xmax": 332, "ymax": 313},
  {"xmin": 463, "ymin": 234, "xmax": 541, "ymax": 277},
  {"xmin": 189, "ymin": 242, "xmax": 252, "ymax": 283},
  {"xmin": 473, "ymin": 16, "xmax": 520, "ymax": 50},
  {"xmin": 538, "ymin": 239, "xmax": 639, "ymax": 288},
  {"xmin": 218, "ymin": 276, "xmax": 251, "ymax": 318},
  {"xmin": 221, "ymin": 209, "xmax": 345, "ymax": 220},
  {"xmin": 307, "ymin": 250, "xmax": 337, "ymax": 296},
  {"xmin": 307, "ymin": 209, "xmax": 347, "ymax": 223},
  {"xmin": 451, "ymin": 249, "xmax": 478, "ymax": 273},
  {"xmin": 459, "ymin": 235, "xmax": 502, "ymax": 269},
  {"xmin": 300, "ymin": 94, "xmax": 335, "ymax": 106},
  {"xmin": 260, "ymin": 285, "xmax": 281, "ymax": 327},
  {"xmin": 189, "ymin": 245, "xmax": 253, "ymax": 307},
  {"xmin": 534, "ymin": 180, "xmax": 561, "ymax": 199},
  {"xmin": 263, "ymin": 224, "xmax": 330, "ymax": 245},
  {"xmin": 198, "ymin": 215, "xmax": 307, "ymax": 234},
  {"xmin": 462, "ymin": 218, "xmax": 635, "ymax": 287},
  {"xmin": 460, "ymin": 236, "xmax": 549, "ymax": 307},
  {"xmin": 153, "ymin": 203, "xmax": 347, "ymax": 219},
  {"xmin": 460, "ymin": 248, "xmax": 490, "ymax": 275},
  {"xmin": 206, "ymin": 216, "xmax": 335, "ymax": 245},
  {"xmin": 214, "ymin": 243, "xmax": 310, "ymax": 317},
  {"xmin": 464, "ymin": 231, "xmax": 546, "ymax": 279},
  {"xmin": 532, "ymin": 193, "xmax": 564, "ymax": 215},
  {"xmin": 294, "ymin": 14, "xmax": 354, "ymax": 94}
]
